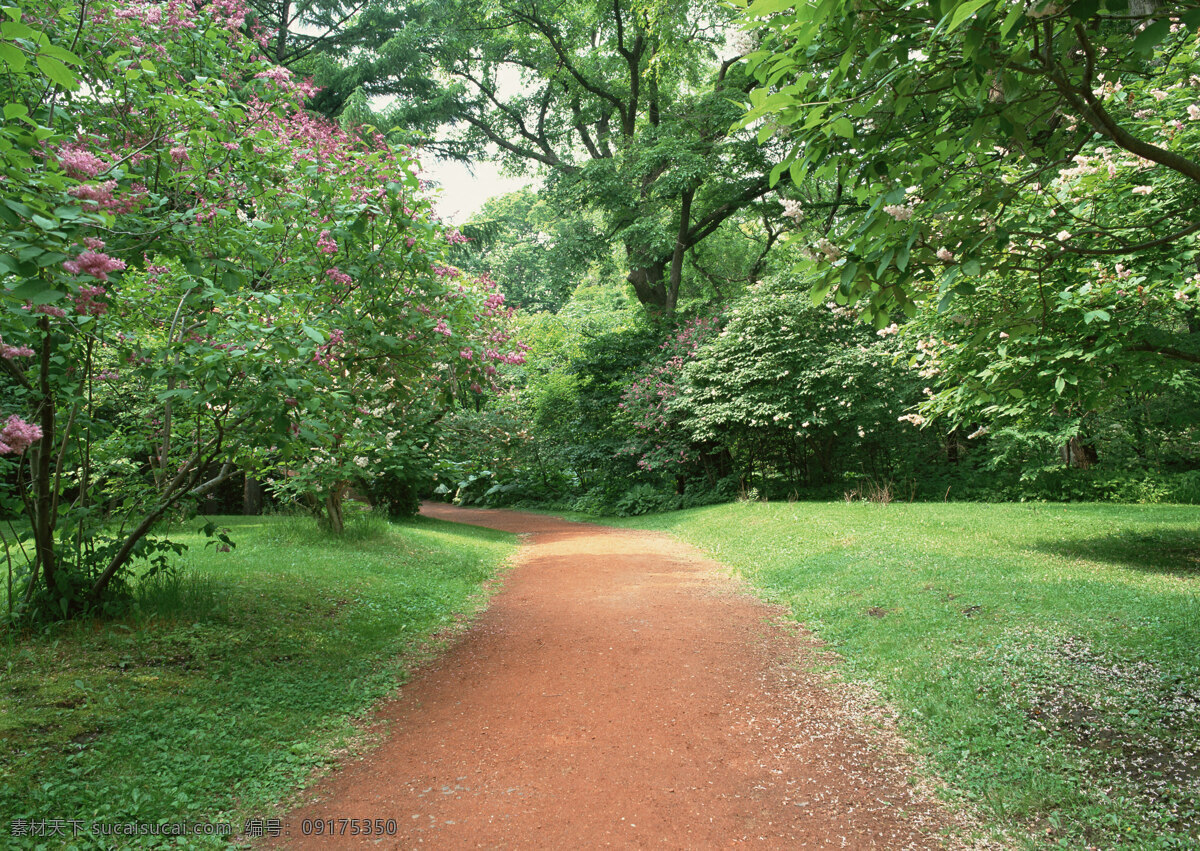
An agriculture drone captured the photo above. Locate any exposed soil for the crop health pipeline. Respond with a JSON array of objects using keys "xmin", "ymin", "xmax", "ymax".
[{"xmin": 268, "ymin": 504, "xmax": 966, "ymax": 848}]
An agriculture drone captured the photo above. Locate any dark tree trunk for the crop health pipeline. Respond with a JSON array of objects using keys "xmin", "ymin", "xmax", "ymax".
[
  {"xmin": 242, "ymin": 473, "xmax": 263, "ymax": 516},
  {"xmin": 626, "ymin": 260, "xmax": 668, "ymax": 311},
  {"xmin": 31, "ymin": 319, "xmax": 59, "ymax": 605},
  {"xmin": 325, "ymin": 484, "xmax": 347, "ymax": 534},
  {"xmin": 1061, "ymin": 436, "xmax": 1098, "ymax": 469}
]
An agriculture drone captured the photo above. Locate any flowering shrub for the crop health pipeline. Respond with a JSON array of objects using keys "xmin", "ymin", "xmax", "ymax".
[
  {"xmin": 0, "ymin": 0, "xmax": 521, "ymax": 618},
  {"xmin": 669, "ymin": 280, "xmax": 929, "ymax": 493},
  {"xmin": 618, "ymin": 316, "xmax": 721, "ymax": 476}
]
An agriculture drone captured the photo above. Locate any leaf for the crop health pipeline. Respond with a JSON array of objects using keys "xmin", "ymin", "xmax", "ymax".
[
  {"xmin": 946, "ymin": 0, "xmax": 993, "ymax": 33},
  {"xmin": 302, "ymin": 325, "xmax": 325, "ymax": 344},
  {"xmin": 31, "ymin": 289, "xmax": 64, "ymax": 305},
  {"xmin": 36, "ymin": 54, "xmax": 78, "ymax": 89},
  {"xmin": 8, "ymin": 277, "xmax": 49, "ymax": 300},
  {"xmin": 1055, "ymin": 376, "xmax": 1066, "ymax": 394},
  {"xmin": 830, "ymin": 117, "xmax": 853, "ymax": 138},
  {"xmin": 0, "ymin": 41, "xmax": 26, "ymax": 70},
  {"xmin": 999, "ymin": 4, "xmax": 1025, "ymax": 38},
  {"xmin": 1132, "ymin": 19, "xmax": 1170, "ymax": 56},
  {"xmin": 40, "ymin": 44, "xmax": 81, "ymax": 66}
]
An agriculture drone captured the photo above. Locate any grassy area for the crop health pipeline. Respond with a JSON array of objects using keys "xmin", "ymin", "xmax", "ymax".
[
  {"xmin": 615, "ymin": 501, "xmax": 1200, "ymax": 849},
  {"xmin": 0, "ymin": 511, "xmax": 516, "ymax": 848}
]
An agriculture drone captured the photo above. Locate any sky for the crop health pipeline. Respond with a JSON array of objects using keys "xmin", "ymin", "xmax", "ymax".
[{"xmin": 421, "ymin": 157, "xmax": 536, "ymax": 225}]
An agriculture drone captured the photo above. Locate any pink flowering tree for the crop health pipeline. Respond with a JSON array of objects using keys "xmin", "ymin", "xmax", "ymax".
[
  {"xmin": 0, "ymin": 0, "xmax": 518, "ymax": 618},
  {"xmin": 617, "ymin": 316, "xmax": 722, "ymax": 483},
  {"xmin": 271, "ymin": 270, "xmax": 525, "ymax": 532}
]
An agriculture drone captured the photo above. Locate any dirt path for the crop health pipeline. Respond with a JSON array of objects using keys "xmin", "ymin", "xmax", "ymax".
[{"xmin": 270, "ymin": 505, "xmax": 961, "ymax": 848}]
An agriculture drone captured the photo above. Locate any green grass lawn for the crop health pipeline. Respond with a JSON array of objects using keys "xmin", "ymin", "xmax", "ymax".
[
  {"xmin": 615, "ymin": 501, "xmax": 1200, "ymax": 849},
  {"xmin": 0, "ymin": 511, "xmax": 516, "ymax": 849}
]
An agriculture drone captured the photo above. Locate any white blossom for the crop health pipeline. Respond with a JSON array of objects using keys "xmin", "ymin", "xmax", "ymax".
[{"xmin": 779, "ymin": 197, "xmax": 805, "ymax": 224}]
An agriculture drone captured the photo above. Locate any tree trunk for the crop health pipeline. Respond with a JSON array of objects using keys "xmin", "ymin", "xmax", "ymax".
[
  {"xmin": 325, "ymin": 483, "xmax": 347, "ymax": 534},
  {"xmin": 242, "ymin": 472, "xmax": 263, "ymax": 515},
  {"xmin": 665, "ymin": 188, "xmax": 694, "ymax": 315},
  {"xmin": 626, "ymin": 260, "xmax": 668, "ymax": 311},
  {"xmin": 274, "ymin": 0, "xmax": 289, "ymax": 62},
  {"xmin": 1061, "ymin": 436, "xmax": 1098, "ymax": 469},
  {"xmin": 32, "ymin": 319, "xmax": 59, "ymax": 606}
]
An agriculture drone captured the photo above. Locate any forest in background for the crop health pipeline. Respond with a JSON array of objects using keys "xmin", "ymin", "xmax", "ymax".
[{"xmin": 425, "ymin": 0, "xmax": 1200, "ymax": 516}]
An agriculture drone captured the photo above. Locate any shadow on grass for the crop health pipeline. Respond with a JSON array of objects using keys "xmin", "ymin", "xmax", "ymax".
[
  {"xmin": 405, "ymin": 514, "xmax": 520, "ymax": 545},
  {"xmin": 1034, "ymin": 529, "xmax": 1200, "ymax": 578}
]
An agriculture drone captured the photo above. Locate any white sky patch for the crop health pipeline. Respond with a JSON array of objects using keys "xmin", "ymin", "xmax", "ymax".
[{"xmin": 422, "ymin": 157, "xmax": 536, "ymax": 224}]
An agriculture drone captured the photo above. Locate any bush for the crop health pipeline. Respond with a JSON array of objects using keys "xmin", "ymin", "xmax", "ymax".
[{"xmin": 362, "ymin": 471, "xmax": 422, "ymax": 518}]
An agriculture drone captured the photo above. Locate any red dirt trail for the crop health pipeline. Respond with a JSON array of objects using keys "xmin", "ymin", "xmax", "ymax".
[{"xmin": 270, "ymin": 504, "xmax": 961, "ymax": 848}]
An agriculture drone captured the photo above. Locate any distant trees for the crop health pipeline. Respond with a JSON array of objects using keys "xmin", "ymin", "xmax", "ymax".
[{"xmin": 393, "ymin": 0, "xmax": 790, "ymax": 314}]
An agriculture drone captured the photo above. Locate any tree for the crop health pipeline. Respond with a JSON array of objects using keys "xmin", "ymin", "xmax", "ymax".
[
  {"xmin": 242, "ymin": 0, "xmax": 446, "ymax": 129},
  {"xmin": 669, "ymin": 280, "xmax": 927, "ymax": 494},
  {"xmin": 737, "ymin": 0, "xmax": 1200, "ymax": 433},
  {"xmin": 0, "ymin": 0, "xmax": 518, "ymax": 618},
  {"xmin": 397, "ymin": 0, "xmax": 793, "ymax": 314},
  {"xmin": 453, "ymin": 189, "xmax": 613, "ymax": 312}
]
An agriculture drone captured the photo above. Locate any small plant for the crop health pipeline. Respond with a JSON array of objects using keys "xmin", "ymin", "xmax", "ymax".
[{"xmin": 844, "ymin": 479, "xmax": 894, "ymax": 504}]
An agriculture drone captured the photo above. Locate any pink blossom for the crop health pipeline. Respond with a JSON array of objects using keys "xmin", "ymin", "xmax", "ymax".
[
  {"xmin": 57, "ymin": 144, "xmax": 107, "ymax": 178},
  {"xmin": 169, "ymin": 146, "xmax": 189, "ymax": 162},
  {"xmin": 1131, "ymin": 185, "xmax": 1154, "ymax": 195},
  {"xmin": 317, "ymin": 230, "xmax": 338, "ymax": 254},
  {"xmin": 459, "ymin": 348, "xmax": 473, "ymax": 360},
  {"xmin": 63, "ymin": 250, "xmax": 127, "ymax": 282},
  {"xmin": 883, "ymin": 204, "xmax": 914, "ymax": 221},
  {"xmin": 34, "ymin": 304, "xmax": 67, "ymax": 318},
  {"xmin": 0, "ymin": 339, "xmax": 35, "ymax": 359},
  {"xmin": 0, "ymin": 415, "xmax": 42, "ymax": 455},
  {"xmin": 74, "ymin": 285, "xmax": 108, "ymax": 316},
  {"xmin": 68, "ymin": 181, "xmax": 144, "ymax": 213}
]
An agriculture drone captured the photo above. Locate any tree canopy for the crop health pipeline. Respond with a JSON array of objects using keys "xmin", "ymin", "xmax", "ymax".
[{"xmin": 391, "ymin": 0, "xmax": 792, "ymax": 313}]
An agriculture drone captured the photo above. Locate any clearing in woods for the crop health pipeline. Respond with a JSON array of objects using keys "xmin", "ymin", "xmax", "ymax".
[{"xmin": 271, "ymin": 504, "xmax": 968, "ymax": 848}]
